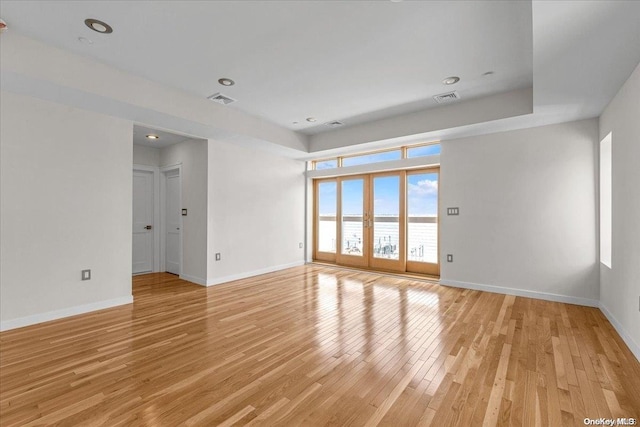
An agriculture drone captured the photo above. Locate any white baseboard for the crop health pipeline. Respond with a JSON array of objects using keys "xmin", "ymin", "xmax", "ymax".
[
  {"xmin": 180, "ymin": 273, "xmax": 207, "ymax": 286},
  {"xmin": 599, "ymin": 302, "xmax": 640, "ymax": 362},
  {"xmin": 0, "ymin": 296, "xmax": 133, "ymax": 332},
  {"xmin": 439, "ymin": 279, "xmax": 600, "ymax": 307},
  {"xmin": 206, "ymin": 261, "xmax": 305, "ymax": 287}
]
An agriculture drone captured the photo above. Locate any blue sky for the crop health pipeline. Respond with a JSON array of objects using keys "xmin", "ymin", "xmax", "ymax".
[
  {"xmin": 315, "ymin": 144, "xmax": 441, "ymax": 171},
  {"xmin": 407, "ymin": 173, "xmax": 438, "ymax": 216},
  {"xmin": 318, "ymin": 172, "xmax": 438, "ymax": 216}
]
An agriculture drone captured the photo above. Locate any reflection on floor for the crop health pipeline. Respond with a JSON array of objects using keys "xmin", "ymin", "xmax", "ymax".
[{"xmin": 1, "ymin": 265, "xmax": 639, "ymax": 425}]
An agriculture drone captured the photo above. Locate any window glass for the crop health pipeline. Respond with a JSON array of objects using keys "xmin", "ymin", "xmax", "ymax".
[
  {"xmin": 317, "ymin": 181, "xmax": 337, "ymax": 253},
  {"xmin": 315, "ymin": 159, "xmax": 338, "ymax": 170},
  {"xmin": 407, "ymin": 172, "xmax": 438, "ymax": 264},
  {"xmin": 341, "ymin": 179, "xmax": 364, "ymax": 256},
  {"xmin": 372, "ymin": 176, "xmax": 400, "ymax": 260},
  {"xmin": 406, "ymin": 144, "xmax": 441, "ymax": 158}
]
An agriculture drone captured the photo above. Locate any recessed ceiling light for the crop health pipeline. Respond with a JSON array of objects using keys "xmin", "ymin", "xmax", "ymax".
[
  {"xmin": 442, "ymin": 76, "xmax": 460, "ymax": 85},
  {"xmin": 482, "ymin": 71, "xmax": 495, "ymax": 77},
  {"xmin": 218, "ymin": 78, "xmax": 235, "ymax": 86},
  {"xmin": 292, "ymin": 121, "xmax": 299, "ymax": 125},
  {"xmin": 146, "ymin": 134, "xmax": 159, "ymax": 140},
  {"xmin": 85, "ymin": 18, "xmax": 113, "ymax": 34},
  {"xmin": 306, "ymin": 117, "xmax": 317, "ymax": 123}
]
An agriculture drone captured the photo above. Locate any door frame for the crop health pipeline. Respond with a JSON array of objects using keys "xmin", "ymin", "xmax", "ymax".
[
  {"xmin": 368, "ymin": 170, "xmax": 407, "ymax": 273},
  {"xmin": 133, "ymin": 164, "xmax": 160, "ymax": 274},
  {"xmin": 405, "ymin": 167, "xmax": 440, "ymax": 276},
  {"xmin": 313, "ymin": 178, "xmax": 337, "ymax": 263},
  {"xmin": 335, "ymin": 175, "xmax": 371, "ymax": 268},
  {"xmin": 160, "ymin": 164, "xmax": 183, "ymax": 275}
]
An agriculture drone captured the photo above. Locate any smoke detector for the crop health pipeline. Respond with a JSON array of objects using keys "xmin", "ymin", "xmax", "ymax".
[
  {"xmin": 433, "ymin": 91, "xmax": 461, "ymax": 104},
  {"xmin": 324, "ymin": 120, "xmax": 344, "ymax": 128},
  {"xmin": 207, "ymin": 93, "xmax": 237, "ymax": 105}
]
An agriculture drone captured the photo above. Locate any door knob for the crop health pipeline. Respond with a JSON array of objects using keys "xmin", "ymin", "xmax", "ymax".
[{"xmin": 144, "ymin": 225, "xmax": 152, "ymax": 230}]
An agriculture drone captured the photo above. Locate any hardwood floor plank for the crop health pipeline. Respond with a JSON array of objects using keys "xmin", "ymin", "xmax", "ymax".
[
  {"xmin": 1, "ymin": 266, "xmax": 639, "ymax": 426},
  {"xmin": 482, "ymin": 343, "xmax": 511, "ymax": 426}
]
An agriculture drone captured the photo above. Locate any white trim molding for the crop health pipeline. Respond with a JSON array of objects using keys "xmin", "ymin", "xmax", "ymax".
[
  {"xmin": 599, "ymin": 302, "xmax": 640, "ymax": 362},
  {"xmin": 439, "ymin": 279, "xmax": 600, "ymax": 307},
  {"xmin": 159, "ymin": 164, "xmax": 183, "ymax": 275},
  {"xmin": 206, "ymin": 261, "xmax": 305, "ymax": 287},
  {"xmin": 180, "ymin": 273, "xmax": 207, "ymax": 286},
  {"xmin": 0, "ymin": 296, "xmax": 133, "ymax": 332}
]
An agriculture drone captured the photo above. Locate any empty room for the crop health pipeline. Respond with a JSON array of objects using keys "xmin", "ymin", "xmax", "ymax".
[{"xmin": 1, "ymin": 1, "xmax": 639, "ymax": 426}]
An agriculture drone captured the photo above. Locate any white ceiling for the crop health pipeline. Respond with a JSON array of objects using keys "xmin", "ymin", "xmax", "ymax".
[
  {"xmin": 1, "ymin": 1, "xmax": 639, "ymax": 158},
  {"xmin": 0, "ymin": 0, "xmax": 533, "ymax": 133}
]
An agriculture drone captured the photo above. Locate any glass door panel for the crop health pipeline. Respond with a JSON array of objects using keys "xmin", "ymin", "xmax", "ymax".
[
  {"xmin": 372, "ymin": 176, "xmax": 400, "ymax": 260},
  {"xmin": 341, "ymin": 179, "xmax": 364, "ymax": 256},
  {"xmin": 336, "ymin": 177, "xmax": 369, "ymax": 267},
  {"xmin": 406, "ymin": 169, "xmax": 439, "ymax": 275},
  {"xmin": 313, "ymin": 168, "xmax": 439, "ymax": 277},
  {"xmin": 314, "ymin": 180, "xmax": 337, "ymax": 262},
  {"xmin": 370, "ymin": 173, "xmax": 405, "ymax": 272}
]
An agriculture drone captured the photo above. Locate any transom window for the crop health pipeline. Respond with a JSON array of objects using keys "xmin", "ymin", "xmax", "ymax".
[{"xmin": 312, "ymin": 142, "xmax": 440, "ymax": 170}]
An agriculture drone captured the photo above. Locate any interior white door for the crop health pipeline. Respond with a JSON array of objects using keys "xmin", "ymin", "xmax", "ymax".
[
  {"xmin": 132, "ymin": 170, "xmax": 154, "ymax": 274},
  {"xmin": 165, "ymin": 173, "xmax": 181, "ymax": 275}
]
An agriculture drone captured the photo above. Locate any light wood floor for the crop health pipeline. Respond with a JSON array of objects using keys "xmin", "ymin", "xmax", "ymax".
[{"xmin": 1, "ymin": 266, "xmax": 639, "ymax": 426}]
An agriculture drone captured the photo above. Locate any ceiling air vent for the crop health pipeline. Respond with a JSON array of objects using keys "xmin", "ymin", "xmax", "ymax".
[
  {"xmin": 433, "ymin": 91, "xmax": 460, "ymax": 104},
  {"xmin": 207, "ymin": 92, "xmax": 237, "ymax": 105},
  {"xmin": 324, "ymin": 120, "xmax": 344, "ymax": 128}
]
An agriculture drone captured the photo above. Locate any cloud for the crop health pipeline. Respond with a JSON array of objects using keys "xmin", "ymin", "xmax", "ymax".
[{"xmin": 408, "ymin": 179, "xmax": 438, "ymax": 197}]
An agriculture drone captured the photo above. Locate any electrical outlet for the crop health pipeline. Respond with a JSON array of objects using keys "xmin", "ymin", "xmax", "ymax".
[
  {"xmin": 447, "ymin": 207, "xmax": 459, "ymax": 215},
  {"xmin": 299, "ymin": 242, "xmax": 303, "ymax": 249},
  {"xmin": 446, "ymin": 254, "xmax": 453, "ymax": 263},
  {"xmin": 81, "ymin": 269, "xmax": 91, "ymax": 280},
  {"xmin": 215, "ymin": 253, "xmax": 221, "ymax": 261}
]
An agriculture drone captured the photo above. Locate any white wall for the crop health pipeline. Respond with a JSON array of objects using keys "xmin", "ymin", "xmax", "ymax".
[
  {"xmin": 160, "ymin": 139, "xmax": 208, "ymax": 284},
  {"xmin": 133, "ymin": 144, "xmax": 160, "ymax": 167},
  {"xmin": 207, "ymin": 140, "xmax": 306, "ymax": 284},
  {"xmin": 599, "ymin": 62, "xmax": 640, "ymax": 359},
  {"xmin": 0, "ymin": 91, "xmax": 133, "ymax": 330},
  {"xmin": 440, "ymin": 119, "xmax": 599, "ymax": 305}
]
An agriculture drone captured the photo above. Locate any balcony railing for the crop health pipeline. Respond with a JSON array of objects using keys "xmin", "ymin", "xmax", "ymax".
[{"xmin": 317, "ymin": 215, "xmax": 437, "ymax": 263}]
